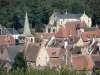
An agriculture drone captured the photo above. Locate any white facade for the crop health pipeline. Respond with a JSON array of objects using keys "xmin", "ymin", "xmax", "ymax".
[
  {"xmin": 26, "ymin": 36, "xmax": 35, "ymax": 43},
  {"xmin": 79, "ymin": 14, "xmax": 92, "ymax": 27},
  {"xmin": 46, "ymin": 12, "xmax": 92, "ymax": 33},
  {"xmin": 75, "ymin": 37, "xmax": 84, "ymax": 47},
  {"xmin": 12, "ymin": 34, "xmax": 20, "ymax": 39},
  {"xmin": 36, "ymin": 46, "xmax": 50, "ymax": 66}
]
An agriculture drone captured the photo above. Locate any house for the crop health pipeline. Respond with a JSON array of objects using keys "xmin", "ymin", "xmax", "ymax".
[
  {"xmin": 7, "ymin": 45, "xmax": 21, "ymax": 62},
  {"xmin": 0, "ymin": 35, "xmax": 15, "ymax": 46},
  {"xmin": 82, "ymin": 26, "xmax": 100, "ymax": 42},
  {"xmin": 7, "ymin": 28, "xmax": 20, "ymax": 39},
  {"xmin": 91, "ymin": 55, "xmax": 100, "ymax": 69},
  {"xmin": 54, "ymin": 21, "xmax": 85, "ymax": 38},
  {"xmin": 35, "ymin": 33, "xmax": 55, "ymax": 44},
  {"xmin": 71, "ymin": 55, "xmax": 94, "ymax": 75},
  {"xmin": 75, "ymin": 37, "xmax": 84, "ymax": 47},
  {"xmin": 24, "ymin": 43, "xmax": 50, "ymax": 68},
  {"xmin": 0, "ymin": 24, "xmax": 10, "ymax": 35},
  {"xmin": 0, "ymin": 25, "xmax": 20, "ymax": 40},
  {"xmin": 0, "ymin": 59, "xmax": 12, "ymax": 72},
  {"xmin": 45, "ymin": 11, "xmax": 91, "ymax": 33},
  {"xmin": 47, "ymin": 47, "xmax": 66, "ymax": 68},
  {"xmin": 19, "ymin": 12, "xmax": 35, "ymax": 44},
  {"xmin": 0, "ymin": 45, "xmax": 10, "ymax": 60}
]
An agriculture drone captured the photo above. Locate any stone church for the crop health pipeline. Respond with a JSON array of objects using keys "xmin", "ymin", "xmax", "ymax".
[{"xmin": 45, "ymin": 11, "xmax": 92, "ymax": 33}]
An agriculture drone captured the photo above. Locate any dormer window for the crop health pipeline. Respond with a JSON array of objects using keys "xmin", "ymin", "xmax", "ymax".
[{"xmin": 52, "ymin": 52, "xmax": 56, "ymax": 56}]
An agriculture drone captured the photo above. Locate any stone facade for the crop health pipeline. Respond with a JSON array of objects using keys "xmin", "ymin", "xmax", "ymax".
[{"xmin": 45, "ymin": 12, "xmax": 92, "ymax": 33}]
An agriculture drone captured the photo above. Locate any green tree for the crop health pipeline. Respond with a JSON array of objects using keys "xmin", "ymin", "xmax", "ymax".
[{"xmin": 12, "ymin": 52, "xmax": 27, "ymax": 71}]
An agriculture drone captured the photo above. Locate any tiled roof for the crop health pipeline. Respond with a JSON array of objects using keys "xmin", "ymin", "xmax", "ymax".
[
  {"xmin": 84, "ymin": 27, "xmax": 97, "ymax": 31},
  {"xmin": 55, "ymin": 21, "xmax": 86, "ymax": 38},
  {"xmin": 47, "ymin": 47, "xmax": 66, "ymax": 58},
  {"xmin": 71, "ymin": 46, "xmax": 81, "ymax": 54},
  {"xmin": 0, "ymin": 59, "xmax": 8, "ymax": 68},
  {"xmin": 0, "ymin": 35, "xmax": 15, "ymax": 46},
  {"xmin": 67, "ymin": 36, "xmax": 80, "ymax": 45},
  {"xmin": 50, "ymin": 58, "xmax": 64, "ymax": 66},
  {"xmin": 55, "ymin": 27, "xmax": 68, "ymax": 38},
  {"xmin": 25, "ymin": 43, "xmax": 40, "ymax": 62},
  {"xmin": 91, "ymin": 55, "xmax": 100, "ymax": 68},
  {"xmin": 7, "ymin": 45, "xmax": 21, "ymax": 60},
  {"xmin": 7, "ymin": 28, "xmax": 19, "ymax": 34},
  {"xmin": 72, "ymin": 55, "xmax": 94, "ymax": 70},
  {"xmin": 35, "ymin": 33, "xmax": 55, "ymax": 39},
  {"xmin": 56, "ymin": 14, "xmax": 83, "ymax": 20},
  {"xmin": 82, "ymin": 30, "xmax": 100, "ymax": 41},
  {"xmin": 47, "ymin": 47, "xmax": 61, "ymax": 58}
]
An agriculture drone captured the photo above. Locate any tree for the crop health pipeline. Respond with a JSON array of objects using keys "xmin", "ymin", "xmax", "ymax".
[
  {"xmin": 12, "ymin": 52, "xmax": 27, "ymax": 70},
  {"xmin": 85, "ymin": 0, "xmax": 100, "ymax": 25},
  {"xmin": 71, "ymin": 2, "xmax": 85, "ymax": 14}
]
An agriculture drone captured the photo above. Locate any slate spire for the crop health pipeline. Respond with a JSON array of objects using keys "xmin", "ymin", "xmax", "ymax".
[{"xmin": 23, "ymin": 12, "xmax": 32, "ymax": 36}]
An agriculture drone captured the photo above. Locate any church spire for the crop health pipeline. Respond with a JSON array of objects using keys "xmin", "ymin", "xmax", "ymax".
[{"xmin": 23, "ymin": 12, "xmax": 32, "ymax": 36}]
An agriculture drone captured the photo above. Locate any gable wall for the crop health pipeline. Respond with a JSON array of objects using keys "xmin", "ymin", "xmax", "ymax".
[{"xmin": 36, "ymin": 46, "xmax": 50, "ymax": 66}]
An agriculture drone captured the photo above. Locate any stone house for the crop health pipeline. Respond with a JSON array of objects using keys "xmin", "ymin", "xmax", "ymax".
[{"xmin": 24, "ymin": 43, "xmax": 50, "ymax": 68}]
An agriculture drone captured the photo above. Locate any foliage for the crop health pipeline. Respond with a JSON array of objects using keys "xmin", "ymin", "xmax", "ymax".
[
  {"xmin": 0, "ymin": 0, "xmax": 100, "ymax": 31},
  {"xmin": 1, "ymin": 66, "xmax": 100, "ymax": 75},
  {"xmin": 12, "ymin": 52, "xmax": 27, "ymax": 71}
]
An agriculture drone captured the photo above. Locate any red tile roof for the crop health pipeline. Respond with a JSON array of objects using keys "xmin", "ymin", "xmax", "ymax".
[
  {"xmin": 82, "ymin": 30, "xmax": 100, "ymax": 41},
  {"xmin": 55, "ymin": 21, "xmax": 86, "ymax": 38},
  {"xmin": 0, "ymin": 35, "xmax": 15, "ymax": 46},
  {"xmin": 47, "ymin": 47, "xmax": 66, "ymax": 58},
  {"xmin": 35, "ymin": 33, "xmax": 55, "ymax": 39},
  {"xmin": 72, "ymin": 55, "xmax": 94, "ymax": 70},
  {"xmin": 25, "ymin": 43, "xmax": 40, "ymax": 62},
  {"xmin": 47, "ymin": 47, "xmax": 61, "ymax": 58},
  {"xmin": 55, "ymin": 27, "xmax": 68, "ymax": 38}
]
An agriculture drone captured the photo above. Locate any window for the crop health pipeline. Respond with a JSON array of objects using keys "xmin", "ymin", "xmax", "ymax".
[
  {"xmin": 60, "ymin": 19, "xmax": 63, "ymax": 25},
  {"xmin": 4, "ymin": 67, "xmax": 8, "ymax": 72},
  {"xmin": 31, "ymin": 38, "xmax": 33, "ymax": 42},
  {"xmin": 52, "ymin": 52, "xmax": 56, "ymax": 56},
  {"xmin": 53, "ymin": 29, "xmax": 55, "ymax": 33},
  {"xmin": 48, "ymin": 28, "xmax": 51, "ymax": 33}
]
